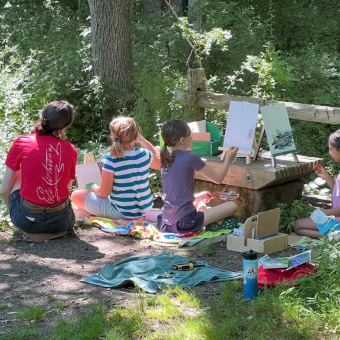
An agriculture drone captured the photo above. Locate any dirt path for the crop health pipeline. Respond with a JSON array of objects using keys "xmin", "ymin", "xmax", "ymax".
[{"xmin": 0, "ymin": 222, "xmax": 307, "ymax": 337}]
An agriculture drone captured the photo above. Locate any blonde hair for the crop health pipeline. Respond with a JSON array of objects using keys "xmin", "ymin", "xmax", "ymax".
[{"xmin": 109, "ymin": 117, "xmax": 141, "ymax": 158}]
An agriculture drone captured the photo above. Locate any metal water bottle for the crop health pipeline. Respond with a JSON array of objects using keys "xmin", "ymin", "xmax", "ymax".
[{"xmin": 241, "ymin": 250, "xmax": 258, "ymax": 301}]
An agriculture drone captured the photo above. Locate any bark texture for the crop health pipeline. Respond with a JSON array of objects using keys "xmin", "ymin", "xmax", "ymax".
[
  {"xmin": 88, "ymin": 0, "xmax": 134, "ymax": 117},
  {"xmin": 144, "ymin": 0, "xmax": 185, "ymax": 15}
]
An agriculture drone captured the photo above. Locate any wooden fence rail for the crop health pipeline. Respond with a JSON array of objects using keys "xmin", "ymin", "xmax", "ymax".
[{"xmin": 175, "ymin": 69, "xmax": 340, "ymax": 124}]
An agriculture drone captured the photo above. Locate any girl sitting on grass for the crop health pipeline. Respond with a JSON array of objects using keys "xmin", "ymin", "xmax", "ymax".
[
  {"xmin": 294, "ymin": 129, "xmax": 340, "ymax": 238},
  {"xmin": 155, "ymin": 119, "xmax": 239, "ymax": 233},
  {"xmin": 72, "ymin": 117, "xmax": 160, "ymax": 219}
]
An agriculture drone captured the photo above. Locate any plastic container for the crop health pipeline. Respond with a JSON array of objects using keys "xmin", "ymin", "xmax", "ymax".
[
  {"xmin": 311, "ymin": 210, "xmax": 340, "ymax": 235},
  {"xmin": 241, "ymin": 250, "xmax": 258, "ymax": 301}
]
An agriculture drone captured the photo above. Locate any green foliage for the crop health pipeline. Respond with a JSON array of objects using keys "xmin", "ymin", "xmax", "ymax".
[
  {"xmin": 278, "ymin": 199, "xmax": 315, "ymax": 233},
  {"xmin": 148, "ymin": 170, "xmax": 162, "ymax": 197}
]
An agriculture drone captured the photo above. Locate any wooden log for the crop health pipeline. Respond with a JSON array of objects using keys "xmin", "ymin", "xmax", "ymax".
[{"xmin": 175, "ymin": 90, "xmax": 340, "ymax": 124}]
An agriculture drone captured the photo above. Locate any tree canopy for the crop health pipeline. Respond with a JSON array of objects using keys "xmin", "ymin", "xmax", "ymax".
[{"xmin": 0, "ymin": 0, "xmax": 339, "ymax": 156}]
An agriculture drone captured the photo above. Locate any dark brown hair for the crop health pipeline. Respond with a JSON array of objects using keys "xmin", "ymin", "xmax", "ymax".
[
  {"xmin": 329, "ymin": 129, "xmax": 340, "ymax": 150},
  {"xmin": 34, "ymin": 101, "xmax": 74, "ymax": 136},
  {"xmin": 109, "ymin": 117, "xmax": 141, "ymax": 158},
  {"xmin": 160, "ymin": 119, "xmax": 191, "ymax": 169}
]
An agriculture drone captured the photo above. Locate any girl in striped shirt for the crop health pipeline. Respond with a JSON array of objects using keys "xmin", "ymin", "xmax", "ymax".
[{"xmin": 72, "ymin": 117, "xmax": 160, "ymax": 219}]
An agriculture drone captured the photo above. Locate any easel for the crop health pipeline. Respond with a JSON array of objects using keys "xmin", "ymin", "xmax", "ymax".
[
  {"xmin": 219, "ymin": 125, "xmax": 299, "ymax": 168},
  {"xmin": 84, "ymin": 152, "xmax": 95, "ymax": 164},
  {"xmin": 219, "ymin": 146, "xmax": 253, "ymax": 164},
  {"xmin": 252, "ymin": 125, "xmax": 299, "ymax": 168},
  {"xmin": 219, "ymin": 133, "xmax": 259, "ymax": 165}
]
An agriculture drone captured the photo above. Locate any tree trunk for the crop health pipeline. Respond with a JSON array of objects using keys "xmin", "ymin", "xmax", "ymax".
[
  {"xmin": 144, "ymin": 0, "xmax": 184, "ymax": 15},
  {"xmin": 88, "ymin": 0, "xmax": 134, "ymax": 118},
  {"xmin": 144, "ymin": 0, "xmax": 165, "ymax": 14}
]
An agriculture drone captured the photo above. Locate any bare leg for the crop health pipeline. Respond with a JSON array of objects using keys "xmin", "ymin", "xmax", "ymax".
[
  {"xmin": 143, "ymin": 209, "xmax": 162, "ymax": 223},
  {"xmin": 293, "ymin": 217, "xmax": 322, "ymax": 239},
  {"xmin": 202, "ymin": 201, "xmax": 238, "ymax": 228},
  {"xmin": 71, "ymin": 189, "xmax": 91, "ymax": 211}
]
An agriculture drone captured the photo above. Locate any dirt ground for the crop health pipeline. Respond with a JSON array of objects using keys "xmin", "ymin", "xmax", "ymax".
[{"xmin": 0, "ymin": 194, "xmax": 331, "ymax": 337}]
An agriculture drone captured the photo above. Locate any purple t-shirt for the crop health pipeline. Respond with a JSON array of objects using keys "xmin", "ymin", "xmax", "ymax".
[
  {"xmin": 332, "ymin": 171, "xmax": 340, "ymax": 222},
  {"xmin": 161, "ymin": 150, "xmax": 206, "ymax": 225}
]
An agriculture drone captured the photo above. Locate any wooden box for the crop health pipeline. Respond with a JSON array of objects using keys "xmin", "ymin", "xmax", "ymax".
[{"xmin": 227, "ymin": 208, "xmax": 288, "ymax": 254}]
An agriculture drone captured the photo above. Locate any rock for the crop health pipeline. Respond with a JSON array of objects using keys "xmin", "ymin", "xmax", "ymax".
[
  {"xmin": 308, "ymin": 181, "xmax": 319, "ymax": 189},
  {"xmin": 303, "ymin": 184, "xmax": 310, "ymax": 194},
  {"xmin": 314, "ymin": 177, "xmax": 326, "ymax": 186},
  {"xmin": 195, "ymin": 179, "xmax": 303, "ymax": 220},
  {"xmin": 328, "ymin": 230, "xmax": 340, "ymax": 242},
  {"xmin": 319, "ymin": 188, "xmax": 331, "ymax": 196}
]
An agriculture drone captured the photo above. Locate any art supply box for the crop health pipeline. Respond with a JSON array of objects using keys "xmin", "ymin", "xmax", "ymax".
[
  {"xmin": 227, "ymin": 208, "xmax": 288, "ymax": 254},
  {"xmin": 159, "ymin": 120, "xmax": 222, "ymax": 156},
  {"xmin": 190, "ymin": 121, "xmax": 222, "ymax": 156}
]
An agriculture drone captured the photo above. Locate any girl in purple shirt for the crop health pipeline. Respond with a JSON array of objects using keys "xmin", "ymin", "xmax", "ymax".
[
  {"xmin": 156, "ymin": 119, "xmax": 239, "ymax": 233},
  {"xmin": 294, "ymin": 129, "xmax": 340, "ymax": 238}
]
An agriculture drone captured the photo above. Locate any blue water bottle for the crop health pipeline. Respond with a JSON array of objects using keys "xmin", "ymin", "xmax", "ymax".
[{"xmin": 241, "ymin": 250, "xmax": 258, "ymax": 301}]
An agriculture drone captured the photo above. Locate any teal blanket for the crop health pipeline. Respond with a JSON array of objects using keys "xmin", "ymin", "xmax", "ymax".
[{"xmin": 80, "ymin": 251, "xmax": 243, "ymax": 293}]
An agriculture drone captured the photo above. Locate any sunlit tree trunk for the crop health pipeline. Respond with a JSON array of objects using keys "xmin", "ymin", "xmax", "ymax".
[{"xmin": 88, "ymin": 0, "xmax": 134, "ymax": 118}]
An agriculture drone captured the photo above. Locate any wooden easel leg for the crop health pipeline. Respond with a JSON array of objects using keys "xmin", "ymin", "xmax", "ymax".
[
  {"xmin": 220, "ymin": 151, "xmax": 227, "ymax": 160},
  {"xmin": 253, "ymin": 125, "xmax": 266, "ymax": 161},
  {"xmin": 292, "ymin": 153, "xmax": 299, "ymax": 163},
  {"xmin": 84, "ymin": 152, "xmax": 95, "ymax": 164}
]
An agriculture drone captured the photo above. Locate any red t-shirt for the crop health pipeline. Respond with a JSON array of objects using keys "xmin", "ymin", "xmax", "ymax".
[{"xmin": 5, "ymin": 132, "xmax": 78, "ymax": 206}]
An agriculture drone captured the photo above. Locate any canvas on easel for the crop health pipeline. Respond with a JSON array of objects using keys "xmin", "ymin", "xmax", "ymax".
[
  {"xmin": 221, "ymin": 101, "xmax": 259, "ymax": 164},
  {"xmin": 260, "ymin": 103, "xmax": 299, "ymax": 167}
]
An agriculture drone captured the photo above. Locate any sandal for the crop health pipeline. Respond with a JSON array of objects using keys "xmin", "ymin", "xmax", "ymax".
[{"xmin": 205, "ymin": 216, "xmax": 238, "ymax": 232}]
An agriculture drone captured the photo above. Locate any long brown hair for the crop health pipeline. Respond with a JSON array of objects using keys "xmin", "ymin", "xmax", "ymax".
[
  {"xmin": 34, "ymin": 101, "xmax": 74, "ymax": 137},
  {"xmin": 160, "ymin": 119, "xmax": 190, "ymax": 169},
  {"xmin": 109, "ymin": 117, "xmax": 141, "ymax": 158}
]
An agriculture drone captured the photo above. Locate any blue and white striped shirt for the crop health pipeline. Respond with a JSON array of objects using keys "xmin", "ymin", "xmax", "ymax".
[{"xmin": 103, "ymin": 148, "xmax": 153, "ymax": 218}]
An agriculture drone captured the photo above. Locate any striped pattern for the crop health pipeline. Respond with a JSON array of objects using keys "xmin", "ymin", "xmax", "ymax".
[{"xmin": 103, "ymin": 148, "xmax": 153, "ymax": 218}]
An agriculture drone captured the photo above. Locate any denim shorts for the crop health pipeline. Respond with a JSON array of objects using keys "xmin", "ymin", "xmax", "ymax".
[
  {"xmin": 84, "ymin": 192, "xmax": 125, "ymax": 219},
  {"xmin": 9, "ymin": 190, "xmax": 75, "ymax": 233},
  {"xmin": 157, "ymin": 210, "xmax": 204, "ymax": 233}
]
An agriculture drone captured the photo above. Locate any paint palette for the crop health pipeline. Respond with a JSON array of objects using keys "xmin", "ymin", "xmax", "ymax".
[{"xmin": 212, "ymin": 191, "xmax": 239, "ymax": 201}]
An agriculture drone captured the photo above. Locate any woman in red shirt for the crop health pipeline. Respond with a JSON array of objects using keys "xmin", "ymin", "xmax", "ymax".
[{"xmin": 0, "ymin": 101, "xmax": 77, "ymax": 234}]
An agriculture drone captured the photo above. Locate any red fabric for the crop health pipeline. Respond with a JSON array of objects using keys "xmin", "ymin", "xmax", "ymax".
[
  {"xmin": 258, "ymin": 263, "xmax": 317, "ymax": 289},
  {"xmin": 6, "ymin": 133, "xmax": 77, "ymax": 206}
]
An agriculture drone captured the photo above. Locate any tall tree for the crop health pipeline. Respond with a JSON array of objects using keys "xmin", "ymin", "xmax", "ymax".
[
  {"xmin": 144, "ymin": 0, "xmax": 185, "ymax": 15},
  {"xmin": 88, "ymin": 0, "xmax": 133, "ymax": 118}
]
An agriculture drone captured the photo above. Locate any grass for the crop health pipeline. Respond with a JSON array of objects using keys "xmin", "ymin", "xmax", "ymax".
[
  {"xmin": 2, "ymin": 273, "xmax": 340, "ymax": 339},
  {"xmin": 2, "ymin": 238, "xmax": 340, "ymax": 339},
  {"xmin": 0, "ymin": 302, "xmax": 9, "ymax": 310},
  {"xmin": 199, "ymin": 245, "xmax": 214, "ymax": 255},
  {"xmin": 15, "ymin": 305, "xmax": 47, "ymax": 321},
  {"xmin": 53, "ymin": 300, "xmax": 71, "ymax": 311},
  {"xmin": 0, "ymin": 324, "xmax": 39, "ymax": 340}
]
